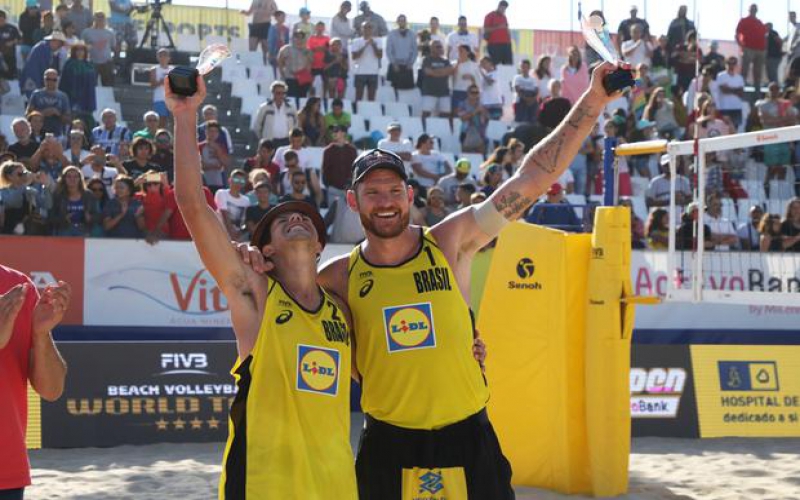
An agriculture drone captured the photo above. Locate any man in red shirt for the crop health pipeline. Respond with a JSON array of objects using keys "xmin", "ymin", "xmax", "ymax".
[
  {"xmin": 0, "ymin": 265, "xmax": 70, "ymax": 500},
  {"xmin": 483, "ymin": 0, "xmax": 512, "ymax": 65},
  {"xmin": 736, "ymin": 3, "xmax": 767, "ymax": 90},
  {"xmin": 160, "ymin": 186, "xmax": 217, "ymax": 240}
]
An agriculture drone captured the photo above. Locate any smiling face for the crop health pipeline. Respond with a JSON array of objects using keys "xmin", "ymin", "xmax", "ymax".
[
  {"xmin": 267, "ymin": 210, "xmax": 321, "ymax": 255},
  {"xmin": 349, "ymin": 169, "xmax": 413, "ymax": 239}
]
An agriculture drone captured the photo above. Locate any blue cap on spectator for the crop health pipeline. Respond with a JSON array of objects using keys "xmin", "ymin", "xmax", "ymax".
[
  {"xmin": 26, "ymin": 0, "xmax": 38, "ymax": 7},
  {"xmin": 299, "ymin": 7, "xmax": 311, "ymax": 15}
]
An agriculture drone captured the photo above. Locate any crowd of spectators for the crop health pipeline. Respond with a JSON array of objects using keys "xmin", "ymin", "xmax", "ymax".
[{"xmin": 0, "ymin": 1, "xmax": 799, "ymax": 254}]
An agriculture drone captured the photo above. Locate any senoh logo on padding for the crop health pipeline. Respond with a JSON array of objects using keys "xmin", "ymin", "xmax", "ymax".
[
  {"xmin": 382, "ymin": 303, "xmax": 436, "ymax": 353},
  {"xmin": 509, "ymin": 257, "xmax": 542, "ymax": 290},
  {"xmin": 296, "ymin": 344, "xmax": 340, "ymax": 396}
]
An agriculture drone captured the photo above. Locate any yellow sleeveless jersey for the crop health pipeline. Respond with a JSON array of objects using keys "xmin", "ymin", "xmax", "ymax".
[
  {"xmin": 347, "ymin": 227, "xmax": 489, "ymax": 430},
  {"xmin": 219, "ymin": 278, "xmax": 357, "ymax": 500}
]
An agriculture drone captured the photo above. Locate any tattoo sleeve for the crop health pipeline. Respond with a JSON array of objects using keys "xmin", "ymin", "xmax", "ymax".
[
  {"xmin": 492, "ymin": 190, "xmax": 534, "ymax": 220},
  {"xmin": 526, "ymin": 101, "xmax": 596, "ymax": 176}
]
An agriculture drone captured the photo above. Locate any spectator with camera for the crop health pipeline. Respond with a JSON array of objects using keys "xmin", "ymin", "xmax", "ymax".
[
  {"xmin": 30, "ymin": 134, "xmax": 68, "ymax": 183},
  {"xmin": 0, "ymin": 161, "xmax": 48, "ymax": 235},
  {"xmin": 49, "ymin": 165, "xmax": 97, "ymax": 236}
]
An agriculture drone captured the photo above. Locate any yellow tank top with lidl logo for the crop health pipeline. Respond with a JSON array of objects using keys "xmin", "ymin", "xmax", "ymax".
[
  {"xmin": 218, "ymin": 278, "xmax": 357, "ymax": 500},
  {"xmin": 347, "ymin": 227, "xmax": 489, "ymax": 430}
]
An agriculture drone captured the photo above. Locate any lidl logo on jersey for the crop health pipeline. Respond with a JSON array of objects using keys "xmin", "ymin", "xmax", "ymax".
[
  {"xmin": 296, "ymin": 344, "xmax": 340, "ymax": 396},
  {"xmin": 718, "ymin": 361, "xmax": 779, "ymax": 392},
  {"xmin": 383, "ymin": 303, "xmax": 436, "ymax": 353}
]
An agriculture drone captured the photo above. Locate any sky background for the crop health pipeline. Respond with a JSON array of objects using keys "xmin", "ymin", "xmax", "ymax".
[{"xmin": 169, "ymin": 0, "xmax": 797, "ymax": 42}]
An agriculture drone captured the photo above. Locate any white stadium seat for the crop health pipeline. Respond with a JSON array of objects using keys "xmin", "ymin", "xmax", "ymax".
[
  {"xmin": 368, "ymin": 115, "xmax": 394, "ymax": 135},
  {"xmin": 239, "ymin": 50, "xmax": 265, "ymax": 66},
  {"xmin": 768, "ymin": 180, "xmax": 794, "ymax": 201},
  {"xmin": 0, "ymin": 114, "xmax": 17, "ymax": 136},
  {"xmin": 384, "ymin": 102, "xmax": 411, "ymax": 119},
  {"xmin": 305, "ymin": 147, "xmax": 325, "ymax": 170},
  {"xmin": 221, "ymin": 61, "xmax": 247, "ymax": 83},
  {"xmin": 398, "ymin": 117, "xmax": 424, "ymax": 143},
  {"xmin": 376, "ymin": 84, "xmax": 396, "ymax": 103},
  {"xmin": 349, "ymin": 115, "xmax": 369, "ymax": 141},
  {"xmin": 721, "ymin": 197, "xmax": 738, "ymax": 224},
  {"xmin": 231, "ymin": 78, "xmax": 258, "ymax": 100},
  {"xmin": 355, "ymin": 101, "xmax": 383, "ymax": 117},
  {"xmin": 486, "ymin": 120, "xmax": 510, "ymax": 147},
  {"xmin": 396, "ymin": 88, "xmax": 422, "ymax": 116},
  {"xmin": 740, "ymin": 181, "xmax": 766, "ymax": 202}
]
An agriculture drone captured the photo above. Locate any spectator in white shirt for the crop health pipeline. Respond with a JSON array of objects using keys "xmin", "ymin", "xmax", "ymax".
[
  {"xmin": 350, "ymin": 21, "xmax": 383, "ymax": 101},
  {"xmin": 330, "ymin": 1, "xmax": 356, "ymax": 50},
  {"xmin": 512, "ymin": 59, "xmax": 536, "ymax": 104},
  {"xmin": 445, "ymin": 16, "xmax": 478, "ymax": 60},
  {"xmin": 411, "ymin": 133, "xmax": 452, "ymax": 189},
  {"xmin": 738, "ymin": 204, "xmax": 764, "ymax": 250},
  {"xmin": 646, "ymin": 154, "xmax": 692, "ymax": 208},
  {"xmin": 706, "ymin": 193, "xmax": 740, "ymax": 250},
  {"xmin": 214, "ymin": 169, "xmax": 252, "ymax": 241},
  {"xmin": 452, "ymin": 45, "xmax": 481, "ymax": 116},
  {"xmin": 532, "ymin": 55, "xmax": 553, "ymax": 99},
  {"xmin": 621, "ymin": 23, "xmax": 653, "ymax": 69},
  {"xmin": 428, "ymin": 16, "xmax": 445, "ymax": 46},
  {"xmin": 274, "ymin": 128, "xmax": 312, "ymax": 172},
  {"xmin": 714, "ymin": 56, "xmax": 746, "ymax": 129},
  {"xmin": 479, "ymin": 56, "xmax": 503, "ymax": 120},
  {"xmin": 377, "ymin": 122, "xmax": 413, "ymax": 172}
]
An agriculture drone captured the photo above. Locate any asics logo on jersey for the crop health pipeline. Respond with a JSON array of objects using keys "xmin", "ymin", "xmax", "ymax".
[
  {"xmin": 419, "ymin": 470, "xmax": 444, "ymax": 494},
  {"xmin": 359, "ymin": 279, "xmax": 374, "ymax": 298},
  {"xmin": 296, "ymin": 345, "xmax": 340, "ymax": 396},
  {"xmin": 276, "ymin": 310, "xmax": 293, "ymax": 324},
  {"xmin": 383, "ymin": 303, "xmax": 436, "ymax": 353}
]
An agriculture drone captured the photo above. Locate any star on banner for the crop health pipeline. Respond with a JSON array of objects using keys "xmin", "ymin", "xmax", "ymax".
[
  {"xmin": 207, "ymin": 416, "xmax": 221, "ymax": 430},
  {"xmin": 190, "ymin": 417, "xmax": 204, "ymax": 430},
  {"xmin": 173, "ymin": 418, "xmax": 186, "ymax": 430},
  {"xmin": 155, "ymin": 418, "xmax": 169, "ymax": 431}
]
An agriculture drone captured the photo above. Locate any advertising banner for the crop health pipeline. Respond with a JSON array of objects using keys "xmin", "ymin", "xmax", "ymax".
[
  {"xmin": 84, "ymin": 239, "xmax": 231, "ymax": 328},
  {"xmin": 0, "ymin": 236, "xmax": 85, "ymax": 325},
  {"xmin": 41, "ymin": 341, "xmax": 238, "ymax": 448},
  {"xmin": 692, "ymin": 345, "xmax": 800, "ymax": 437},
  {"xmin": 631, "ymin": 345, "xmax": 699, "ymax": 438}
]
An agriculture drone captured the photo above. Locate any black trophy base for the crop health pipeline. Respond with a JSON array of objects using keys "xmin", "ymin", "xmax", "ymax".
[
  {"xmin": 603, "ymin": 67, "xmax": 635, "ymax": 94},
  {"xmin": 168, "ymin": 67, "xmax": 200, "ymax": 97}
]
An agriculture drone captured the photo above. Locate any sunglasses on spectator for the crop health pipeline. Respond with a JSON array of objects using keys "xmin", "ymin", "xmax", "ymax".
[
  {"xmin": 469, "ymin": 91, "xmax": 479, "ymax": 95},
  {"xmin": 45, "ymin": 77, "xmax": 58, "ymax": 81}
]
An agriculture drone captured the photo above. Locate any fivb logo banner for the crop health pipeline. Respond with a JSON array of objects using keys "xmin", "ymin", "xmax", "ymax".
[{"xmin": 84, "ymin": 240, "xmax": 230, "ymax": 328}]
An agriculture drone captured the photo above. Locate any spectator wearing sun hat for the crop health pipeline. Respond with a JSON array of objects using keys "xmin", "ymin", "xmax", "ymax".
[{"xmin": 437, "ymin": 157, "xmax": 476, "ymax": 209}]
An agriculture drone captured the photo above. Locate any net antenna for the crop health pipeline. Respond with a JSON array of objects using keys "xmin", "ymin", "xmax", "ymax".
[{"xmin": 666, "ymin": 125, "xmax": 800, "ymax": 306}]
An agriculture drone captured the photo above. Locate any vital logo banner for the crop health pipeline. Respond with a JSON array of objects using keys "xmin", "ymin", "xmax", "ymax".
[
  {"xmin": 41, "ymin": 341, "xmax": 238, "ymax": 447},
  {"xmin": 631, "ymin": 345, "xmax": 700, "ymax": 438},
  {"xmin": 692, "ymin": 345, "xmax": 800, "ymax": 437}
]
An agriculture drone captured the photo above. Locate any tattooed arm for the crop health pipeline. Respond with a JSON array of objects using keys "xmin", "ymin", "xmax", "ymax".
[{"xmin": 432, "ymin": 62, "xmax": 624, "ymax": 260}]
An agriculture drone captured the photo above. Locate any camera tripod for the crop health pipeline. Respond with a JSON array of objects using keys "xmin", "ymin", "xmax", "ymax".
[{"xmin": 138, "ymin": 1, "xmax": 176, "ymax": 49}]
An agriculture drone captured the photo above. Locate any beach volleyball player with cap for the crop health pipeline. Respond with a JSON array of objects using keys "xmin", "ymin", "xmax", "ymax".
[
  {"xmin": 240, "ymin": 61, "xmax": 626, "ymax": 499},
  {"xmin": 166, "ymin": 74, "xmax": 357, "ymax": 499}
]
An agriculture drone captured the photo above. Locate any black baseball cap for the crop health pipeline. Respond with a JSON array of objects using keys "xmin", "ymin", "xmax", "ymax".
[
  {"xmin": 250, "ymin": 201, "xmax": 327, "ymax": 250},
  {"xmin": 352, "ymin": 148, "xmax": 408, "ymax": 185}
]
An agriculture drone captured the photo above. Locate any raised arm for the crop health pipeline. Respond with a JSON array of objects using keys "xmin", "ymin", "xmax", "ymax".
[
  {"xmin": 168, "ymin": 76, "xmax": 265, "ymax": 357},
  {"xmin": 432, "ymin": 62, "xmax": 623, "ymax": 254}
]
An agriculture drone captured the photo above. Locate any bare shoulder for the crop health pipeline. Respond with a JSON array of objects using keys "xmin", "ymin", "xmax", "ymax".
[{"xmin": 318, "ymin": 252, "xmax": 351, "ymax": 300}]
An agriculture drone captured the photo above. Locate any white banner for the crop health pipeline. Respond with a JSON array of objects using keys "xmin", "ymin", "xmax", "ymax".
[
  {"xmin": 631, "ymin": 252, "xmax": 800, "ymax": 331},
  {"xmin": 84, "ymin": 240, "xmax": 231, "ymax": 328},
  {"xmin": 82, "ymin": 240, "xmax": 800, "ymax": 330}
]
